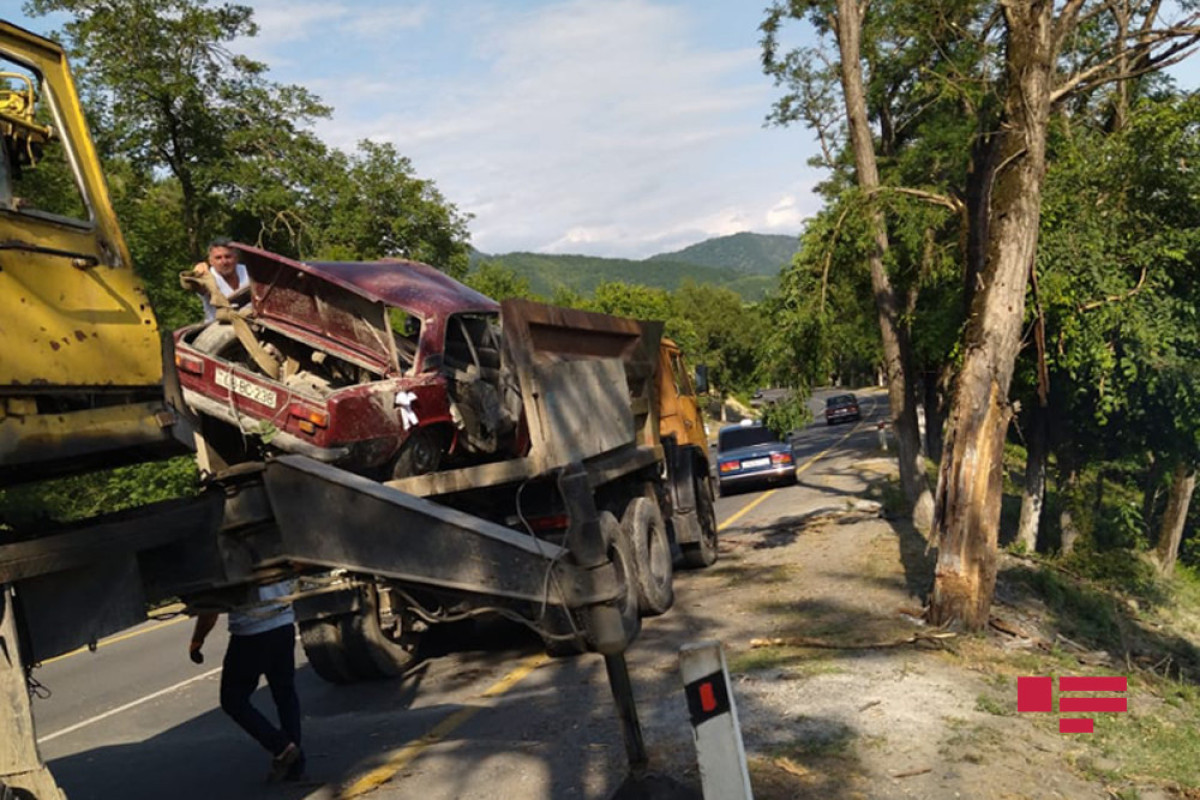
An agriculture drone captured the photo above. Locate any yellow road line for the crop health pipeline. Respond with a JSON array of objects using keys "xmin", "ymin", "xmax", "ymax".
[
  {"xmin": 39, "ymin": 614, "xmax": 189, "ymax": 665},
  {"xmin": 718, "ymin": 395, "xmax": 879, "ymax": 532},
  {"xmin": 718, "ymin": 490, "xmax": 774, "ymax": 531},
  {"xmin": 339, "ymin": 652, "xmax": 550, "ymax": 798}
]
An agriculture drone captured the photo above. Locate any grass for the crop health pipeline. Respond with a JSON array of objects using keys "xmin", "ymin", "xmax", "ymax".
[
  {"xmin": 727, "ymin": 645, "xmax": 841, "ymax": 675},
  {"xmin": 1081, "ymin": 700, "xmax": 1200, "ymax": 788},
  {"xmin": 974, "ymin": 693, "xmax": 1013, "ymax": 716}
]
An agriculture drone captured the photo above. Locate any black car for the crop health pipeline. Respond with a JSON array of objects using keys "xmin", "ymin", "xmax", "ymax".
[
  {"xmin": 824, "ymin": 393, "xmax": 861, "ymax": 425},
  {"xmin": 716, "ymin": 422, "xmax": 796, "ymax": 495}
]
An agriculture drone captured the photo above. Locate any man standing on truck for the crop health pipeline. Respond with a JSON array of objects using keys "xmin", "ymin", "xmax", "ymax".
[
  {"xmin": 187, "ymin": 237, "xmax": 249, "ymax": 321},
  {"xmin": 188, "ymin": 579, "xmax": 306, "ymax": 783}
]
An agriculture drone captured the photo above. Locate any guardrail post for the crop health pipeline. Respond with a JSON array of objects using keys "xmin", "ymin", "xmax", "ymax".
[{"xmin": 679, "ymin": 641, "xmax": 753, "ymax": 800}]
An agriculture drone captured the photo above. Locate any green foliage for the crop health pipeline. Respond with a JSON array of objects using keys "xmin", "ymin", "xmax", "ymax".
[
  {"xmin": 468, "ymin": 249, "xmax": 776, "ymax": 301},
  {"xmin": 304, "ymin": 140, "xmax": 472, "ymax": 276},
  {"xmin": 463, "ymin": 261, "xmax": 537, "ymax": 301},
  {"xmin": 0, "ymin": 457, "xmax": 199, "ymax": 528},
  {"xmin": 648, "ymin": 232, "xmax": 800, "ymax": 275},
  {"xmin": 760, "ymin": 390, "xmax": 813, "ymax": 437}
]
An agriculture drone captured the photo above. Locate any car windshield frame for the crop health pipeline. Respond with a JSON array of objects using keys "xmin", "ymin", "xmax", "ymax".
[{"xmin": 718, "ymin": 425, "xmax": 782, "ymax": 452}]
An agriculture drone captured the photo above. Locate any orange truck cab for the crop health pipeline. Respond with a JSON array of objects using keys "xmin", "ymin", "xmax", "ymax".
[{"xmin": 655, "ymin": 338, "xmax": 717, "ymax": 568}]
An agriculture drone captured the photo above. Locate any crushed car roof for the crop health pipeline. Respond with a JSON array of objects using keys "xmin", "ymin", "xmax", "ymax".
[{"xmin": 236, "ymin": 243, "xmax": 499, "ymax": 315}]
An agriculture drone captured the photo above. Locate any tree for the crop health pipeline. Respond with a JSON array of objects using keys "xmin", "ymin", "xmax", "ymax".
[
  {"xmin": 304, "ymin": 140, "xmax": 472, "ymax": 276},
  {"xmin": 464, "ymin": 262, "xmax": 538, "ymax": 301},
  {"xmin": 763, "ymin": 0, "xmax": 1200, "ymax": 627},
  {"xmin": 932, "ymin": 3, "xmax": 1199, "ymax": 626},
  {"xmin": 763, "ymin": 0, "xmax": 934, "ymax": 530},
  {"xmin": 26, "ymin": 0, "xmax": 331, "ymax": 257}
]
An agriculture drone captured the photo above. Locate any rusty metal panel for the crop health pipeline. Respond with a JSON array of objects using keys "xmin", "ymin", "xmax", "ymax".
[
  {"xmin": 500, "ymin": 299, "xmax": 664, "ymax": 474},
  {"xmin": 262, "ymin": 455, "xmax": 618, "ymax": 607}
]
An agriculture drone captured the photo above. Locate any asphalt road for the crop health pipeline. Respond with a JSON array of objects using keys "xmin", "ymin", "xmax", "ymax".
[{"xmin": 31, "ymin": 388, "xmax": 888, "ymax": 800}]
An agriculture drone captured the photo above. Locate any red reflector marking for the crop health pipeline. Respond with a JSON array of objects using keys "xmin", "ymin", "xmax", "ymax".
[
  {"xmin": 1059, "ymin": 696, "xmax": 1126, "ymax": 713},
  {"xmin": 1017, "ymin": 676, "xmax": 1053, "ymax": 712},
  {"xmin": 1059, "ymin": 676, "xmax": 1126, "ymax": 692},
  {"xmin": 699, "ymin": 681, "xmax": 717, "ymax": 713},
  {"xmin": 1059, "ymin": 717, "xmax": 1094, "ymax": 733}
]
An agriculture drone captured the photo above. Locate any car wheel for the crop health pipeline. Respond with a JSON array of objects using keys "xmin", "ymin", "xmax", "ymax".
[{"xmin": 391, "ymin": 427, "xmax": 444, "ymax": 480}]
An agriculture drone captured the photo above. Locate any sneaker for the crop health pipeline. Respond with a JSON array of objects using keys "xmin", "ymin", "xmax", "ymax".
[{"xmin": 267, "ymin": 742, "xmax": 301, "ymax": 784}]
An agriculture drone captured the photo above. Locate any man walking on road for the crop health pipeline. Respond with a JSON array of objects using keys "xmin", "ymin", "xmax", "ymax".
[{"xmin": 189, "ymin": 579, "xmax": 305, "ymax": 782}]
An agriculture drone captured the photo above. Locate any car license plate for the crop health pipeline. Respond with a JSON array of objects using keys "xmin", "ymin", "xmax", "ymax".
[
  {"xmin": 215, "ymin": 368, "xmax": 278, "ymax": 408},
  {"xmin": 742, "ymin": 457, "xmax": 770, "ymax": 468}
]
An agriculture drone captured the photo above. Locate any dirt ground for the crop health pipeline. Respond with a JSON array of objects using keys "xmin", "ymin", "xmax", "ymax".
[{"xmin": 618, "ymin": 451, "xmax": 1187, "ymax": 800}]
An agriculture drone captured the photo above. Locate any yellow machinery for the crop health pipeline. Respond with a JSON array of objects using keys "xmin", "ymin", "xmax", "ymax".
[{"xmin": 0, "ymin": 20, "xmax": 178, "ymax": 484}]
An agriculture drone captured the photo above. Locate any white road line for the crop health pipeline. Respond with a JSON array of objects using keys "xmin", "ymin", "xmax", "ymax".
[{"xmin": 37, "ymin": 666, "xmax": 222, "ymax": 744}]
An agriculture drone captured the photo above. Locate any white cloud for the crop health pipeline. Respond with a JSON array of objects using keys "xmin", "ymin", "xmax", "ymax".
[
  {"xmin": 241, "ymin": 0, "xmax": 824, "ymax": 259},
  {"xmin": 765, "ymin": 194, "xmax": 809, "ymax": 231},
  {"xmin": 341, "ymin": 6, "xmax": 429, "ymax": 38}
]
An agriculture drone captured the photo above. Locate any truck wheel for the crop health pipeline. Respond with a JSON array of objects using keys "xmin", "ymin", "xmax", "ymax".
[
  {"xmin": 298, "ymin": 618, "xmax": 356, "ymax": 684},
  {"xmin": 391, "ymin": 428, "xmax": 443, "ymax": 480},
  {"xmin": 337, "ymin": 585, "xmax": 422, "ymax": 679},
  {"xmin": 622, "ymin": 497, "xmax": 674, "ymax": 616},
  {"xmin": 590, "ymin": 510, "xmax": 641, "ymax": 651},
  {"xmin": 681, "ymin": 474, "xmax": 719, "ymax": 569}
]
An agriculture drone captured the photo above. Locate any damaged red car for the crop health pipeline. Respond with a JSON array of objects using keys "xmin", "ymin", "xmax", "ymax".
[{"xmin": 173, "ymin": 244, "xmax": 524, "ymax": 480}]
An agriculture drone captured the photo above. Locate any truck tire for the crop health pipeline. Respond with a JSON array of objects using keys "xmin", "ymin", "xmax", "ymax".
[
  {"xmin": 391, "ymin": 428, "xmax": 443, "ymax": 480},
  {"xmin": 622, "ymin": 496, "xmax": 674, "ymax": 617},
  {"xmin": 587, "ymin": 510, "xmax": 641, "ymax": 651},
  {"xmin": 681, "ymin": 473, "xmax": 719, "ymax": 569},
  {"xmin": 298, "ymin": 618, "xmax": 356, "ymax": 684},
  {"xmin": 337, "ymin": 585, "xmax": 422, "ymax": 680}
]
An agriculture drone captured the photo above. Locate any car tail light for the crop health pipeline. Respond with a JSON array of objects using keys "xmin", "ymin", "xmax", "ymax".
[
  {"xmin": 719, "ymin": 460, "xmax": 738, "ymax": 473},
  {"xmin": 771, "ymin": 452, "xmax": 793, "ymax": 466},
  {"xmin": 174, "ymin": 353, "xmax": 204, "ymax": 375},
  {"xmin": 290, "ymin": 404, "xmax": 329, "ymax": 434}
]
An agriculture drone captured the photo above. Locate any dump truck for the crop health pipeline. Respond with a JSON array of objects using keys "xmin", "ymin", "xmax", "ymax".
[{"xmin": 0, "ymin": 18, "xmax": 718, "ymax": 797}]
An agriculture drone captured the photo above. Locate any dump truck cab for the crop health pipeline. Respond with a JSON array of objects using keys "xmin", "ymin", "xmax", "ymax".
[{"xmin": 0, "ymin": 21, "xmax": 178, "ymax": 484}]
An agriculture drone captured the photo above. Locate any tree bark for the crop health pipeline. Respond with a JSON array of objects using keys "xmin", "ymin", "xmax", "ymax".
[
  {"xmin": 1142, "ymin": 453, "xmax": 1165, "ymax": 537},
  {"xmin": 1016, "ymin": 403, "xmax": 1047, "ymax": 553},
  {"xmin": 1058, "ymin": 463, "xmax": 1082, "ymax": 555},
  {"xmin": 923, "ymin": 370, "xmax": 944, "ymax": 458},
  {"xmin": 833, "ymin": 0, "xmax": 933, "ymax": 530},
  {"xmin": 929, "ymin": 1, "xmax": 1055, "ymax": 629},
  {"xmin": 1155, "ymin": 461, "xmax": 1196, "ymax": 577}
]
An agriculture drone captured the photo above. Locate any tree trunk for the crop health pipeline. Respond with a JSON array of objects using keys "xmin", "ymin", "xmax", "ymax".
[
  {"xmin": 923, "ymin": 370, "xmax": 944, "ymax": 459},
  {"xmin": 1058, "ymin": 464, "xmax": 1082, "ymax": 555},
  {"xmin": 1016, "ymin": 403, "xmax": 1047, "ymax": 553},
  {"xmin": 1142, "ymin": 453, "xmax": 1165, "ymax": 537},
  {"xmin": 1155, "ymin": 461, "xmax": 1196, "ymax": 577},
  {"xmin": 833, "ymin": 0, "xmax": 933, "ymax": 530},
  {"xmin": 929, "ymin": 1, "xmax": 1055, "ymax": 629}
]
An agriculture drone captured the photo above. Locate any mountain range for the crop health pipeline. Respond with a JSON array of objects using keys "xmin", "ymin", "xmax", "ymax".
[{"xmin": 468, "ymin": 231, "xmax": 799, "ymax": 301}]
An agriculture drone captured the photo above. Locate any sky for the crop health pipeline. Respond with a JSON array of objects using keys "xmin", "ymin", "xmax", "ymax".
[
  {"xmin": 12, "ymin": 1, "xmax": 1200, "ymax": 261},
  {"xmin": 15, "ymin": 0, "xmax": 822, "ymax": 260}
]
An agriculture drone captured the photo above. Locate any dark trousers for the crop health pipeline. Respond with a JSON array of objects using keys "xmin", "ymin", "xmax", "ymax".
[{"xmin": 219, "ymin": 624, "xmax": 301, "ymax": 757}]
